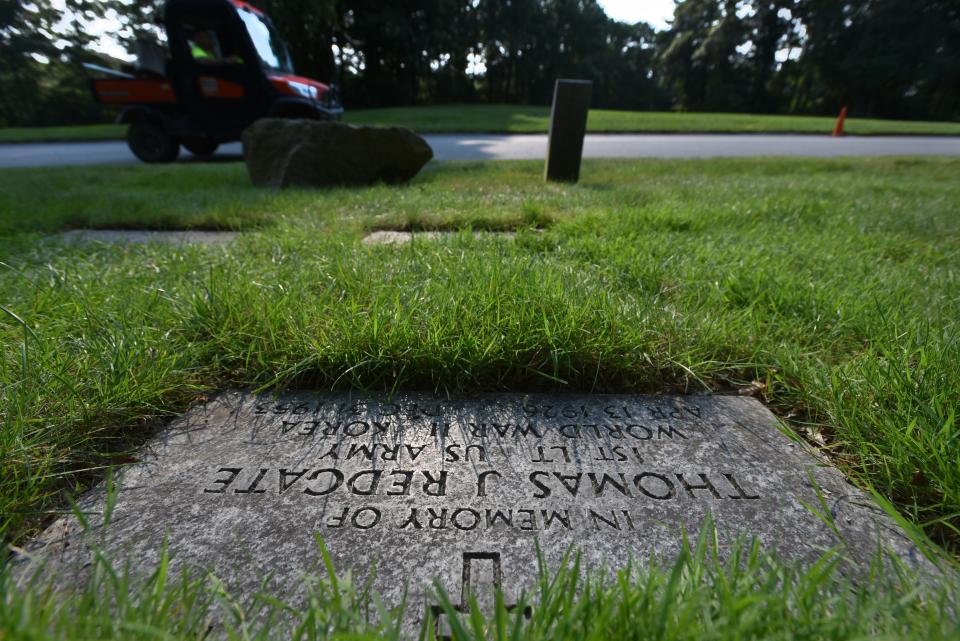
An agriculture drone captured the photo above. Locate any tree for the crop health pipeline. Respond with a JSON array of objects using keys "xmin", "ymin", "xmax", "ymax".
[
  {"xmin": 694, "ymin": 0, "xmax": 748, "ymax": 111},
  {"xmin": 793, "ymin": 0, "xmax": 960, "ymax": 118},
  {"xmin": 0, "ymin": 0, "xmax": 119, "ymax": 126},
  {"xmin": 745, "ymin": 0, "xmax": 793, "ymax": 113},
  {"xmin": 658, "ymin": 0, "xmax": 721, "ymax": 110},
  {"xmin": 4, "ymin": 0, "xmax": 959, "ymax": 124},
  {"xmin": 592, "ymin": 20, "xmax": 666, "ymax": 110},
  {"xmin": 476, "ymin": 0, "xmax": 543, "ymax": 103},
  {"xmin": 255, "ymin": 0, "xmax": 338, "ymax": 83}
]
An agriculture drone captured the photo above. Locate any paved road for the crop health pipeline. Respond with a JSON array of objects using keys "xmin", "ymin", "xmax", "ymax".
[{"xmin": 2, "ymin": 134, "xmax": 960, "ymax": 168}]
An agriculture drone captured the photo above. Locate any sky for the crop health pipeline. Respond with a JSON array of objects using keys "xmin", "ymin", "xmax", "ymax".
[{"xmin": 598, "ymin": 0, "xmax": 675, "ymax": 29}]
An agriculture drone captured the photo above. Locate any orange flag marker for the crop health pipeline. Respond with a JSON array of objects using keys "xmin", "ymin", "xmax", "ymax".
[{"xmin": 832, "ymin": 106, "xmax": 848, "ymax": 137}]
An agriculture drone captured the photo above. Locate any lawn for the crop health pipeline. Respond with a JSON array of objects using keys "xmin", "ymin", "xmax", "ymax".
[
  {"xmin": 0, "ymin": 123, "xmax": 128, "ymax": 144},
  {"xmin": 349, "ymin": 104, "xmax": 960, "ymax": 135},
  {"xmin": 1, "ymin": 156, "xmax": 959, "ymax": 637},
  {"xmin": 2, "ymin": 104, "xmax": 959, "ymax": 143}
]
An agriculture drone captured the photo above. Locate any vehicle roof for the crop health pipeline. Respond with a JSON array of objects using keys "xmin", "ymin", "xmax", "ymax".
[
  {"xmin": 230, "ymin": 0, "xmax": 264, "ymax": 15},
  {"xmin": 165, "ymin": 0, "xmax": 264, "ymax": 16}
]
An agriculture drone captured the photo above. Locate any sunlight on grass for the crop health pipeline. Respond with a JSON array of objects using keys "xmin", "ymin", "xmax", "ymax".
[{"xmin": 1, "ymin": 157, "xmax": 958, "ymax": 555}]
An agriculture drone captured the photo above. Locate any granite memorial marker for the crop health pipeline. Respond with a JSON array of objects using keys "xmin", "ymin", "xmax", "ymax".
[
  {"xmin": 20, "ymin": 391, "xmax": 930, "ymax": 630},
  {"xmin": 544, "ymin": 79, "xmax": 592, "ymax": 183}
]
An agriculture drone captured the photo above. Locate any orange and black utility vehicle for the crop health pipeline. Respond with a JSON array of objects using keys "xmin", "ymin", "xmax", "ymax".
[{"xmin": 89, "ymin": 0, "xmax": 342, "ymax": 162}]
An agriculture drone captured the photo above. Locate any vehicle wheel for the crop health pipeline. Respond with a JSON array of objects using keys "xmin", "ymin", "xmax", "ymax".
[
  {"xmin": 127, "ymin": 121, "xmax": 180, "ymax": 163},
  {"xmin": 182, "ymin": 138, "xmax": 219, "ymax": 156}
]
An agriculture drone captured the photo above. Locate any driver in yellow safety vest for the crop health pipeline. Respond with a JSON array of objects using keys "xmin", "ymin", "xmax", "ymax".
[
  {"xmin": 190, "ymin": 30, "xmax": 243, "ymax": 64},
  {"xmin": 190, "ymin": 30, "xmax": 218, "ymax": 61}
]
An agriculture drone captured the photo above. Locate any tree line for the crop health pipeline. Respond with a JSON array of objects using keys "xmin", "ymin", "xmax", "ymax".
[{"xmin": 1, "ymin": 0, "xmax": 958, "ymax": 127}]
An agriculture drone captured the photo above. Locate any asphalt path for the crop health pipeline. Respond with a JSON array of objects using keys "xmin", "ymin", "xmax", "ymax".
[{"xmin": 2, "ymin": 133, "xmax": 959, "ymax": 168}]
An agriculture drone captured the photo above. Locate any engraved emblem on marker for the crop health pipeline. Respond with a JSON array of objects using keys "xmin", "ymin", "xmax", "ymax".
[{"xmin": 431, "ymin": 552, "xmax": 531, "ymax": 639}]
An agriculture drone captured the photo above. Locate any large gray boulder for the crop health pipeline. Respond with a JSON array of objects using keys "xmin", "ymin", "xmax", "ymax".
[{"xmin": 242, "ymin": 118, "xmax": 433, "ymax": 188}]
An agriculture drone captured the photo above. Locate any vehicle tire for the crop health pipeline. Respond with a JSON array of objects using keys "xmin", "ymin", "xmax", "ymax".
[
  {"xmin": 127, "ymin": 121, "xmax": 180, "ymax": 163},
  {"xmin": 182, "ymin": 138, "xmax": 219, "ymax": 156}
]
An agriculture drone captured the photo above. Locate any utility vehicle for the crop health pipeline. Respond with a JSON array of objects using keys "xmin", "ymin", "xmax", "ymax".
[{"xmin": 89, "ymin": 0, "xmax": 342, "ymax": 162}]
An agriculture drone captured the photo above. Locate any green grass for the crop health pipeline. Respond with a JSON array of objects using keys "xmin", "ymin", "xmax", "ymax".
[
  {"xmin": 2, "ymin": 105, "xmax": 959, "ymax": 143},
  {"xmin": 4, "ymin": 522, "xmax": 958, "ymax": 640},
  {"xmin": 1, "ymin": 156, "xmax": 959, "ymax": 634},
  {"xmin": 349, "ymin": 104, "xmax": 960, "ymax": 135},
  {"xmin": 0, "ymin": 123, "xmax": 126, "ymax": 144}
]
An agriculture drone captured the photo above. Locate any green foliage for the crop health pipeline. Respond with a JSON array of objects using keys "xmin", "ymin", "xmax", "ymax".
[
  {"xmin": 244, "ymin": 0, "xmax": 960, "ymax": 118},
  {"xmin": 7, "ymin": 0, "xmax": 960, "ymax": 125},
  {"xmin": 3, "ymin": 526, "xmax": 958, "ymax": 639},
  {"xmin": 0, "ymin": 0, "xmax": 119, "ymax": 126},
  {"xmin": 796, "ymin": 0, "xmax": 960, "ymax": 119}
]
